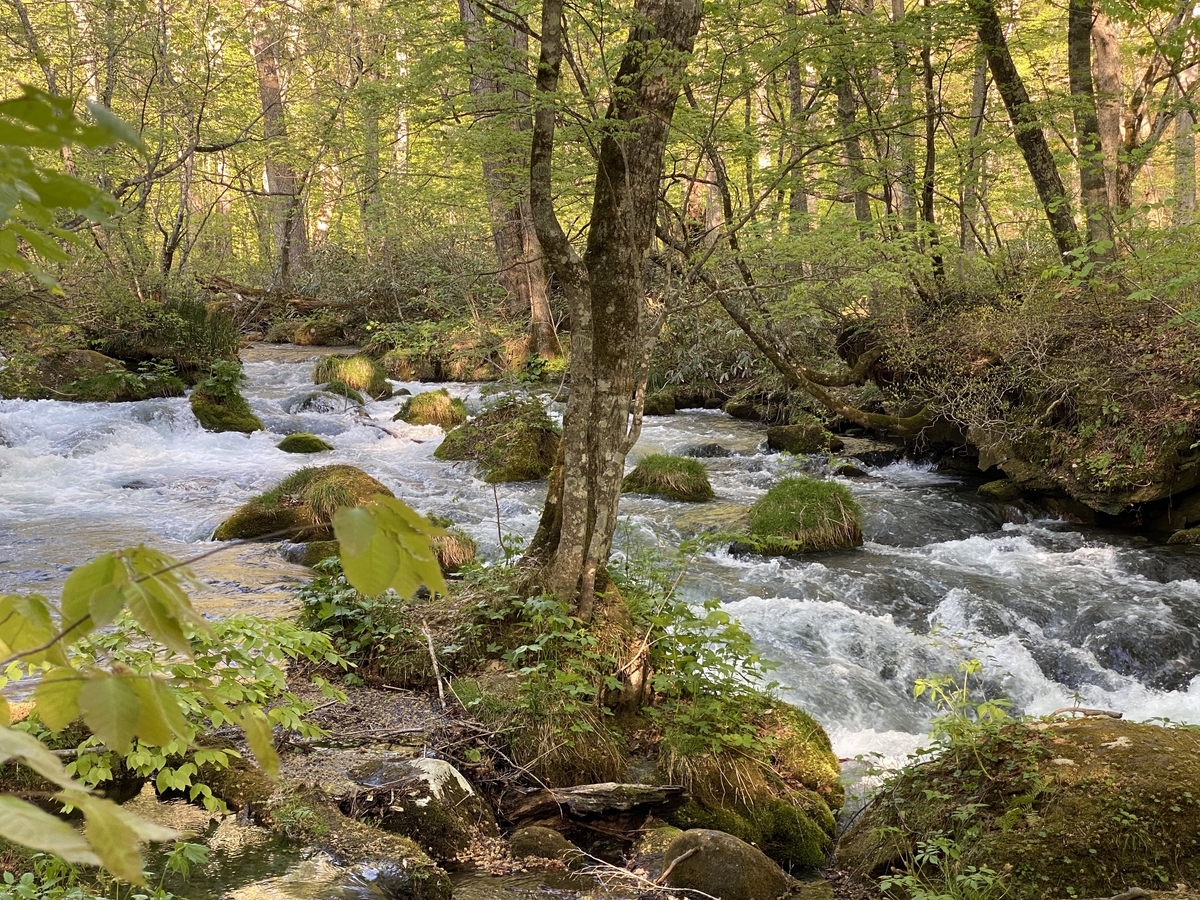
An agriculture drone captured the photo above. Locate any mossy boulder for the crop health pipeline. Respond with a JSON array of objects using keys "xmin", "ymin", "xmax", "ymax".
[
  {"xmin": 190, "ymin": 388, "xmax": 263, "ymax": 434},
  {"xmin": 0, "ymin": 350, "xmax": 184, "ymax": 402},
  {"xmin": 212, "ymin": 465, "xmax": 392, "ymax": 541},
  {"xmin": 622, "ymin": 454, "xmax": 714, "ymax": 502},
  {"xmin": 280, "ymin": 540, "xmax": 340, "ymax": 568},
  {"xmin": 724, "ymin": 399, "xmax": 762, "ymax": 421},
  {"xmin": 313, "ymin": 354, "xmax": 392, "ymax": 400},
  {"xmin": 294, "ymin": 321, "xmax": 344, "ymax": 346},
  {"xmin": 1167, "ymin": 526, "xmax": 1200, "ymax": 545},
  {"xmin": 736, "ymin": 477, "xmax": 862, "ymax": 555},
  {"xmin": 838, "ymin": 718, "xmax": 1200, "ymax": 900},
  {"xmin": 979, "ymin": 479, "xmax": 1023, "ymax": 502},
  {"xmin": 662, "ymin": 829, "xmax": 790, "ymax": 900},
  {"xmin": 278, "ymin": 433, "xmax": 334, "ymax": 454},
  {"xmin": 394, "ymin": 389, "xmax": 467, "ymax": 428},
  {"xmin": 767, "ymin": 422, "xmax": 831, "ymax": 455},
  {"xmin": 325, "ymin": 380, "xmax": 365, "ymax": 405},
  {"xmin": 510, "ymin": 826, "xmax": 583, "ymax": 868},
  {"xmin": 644, "ymin": 392, "xmax": 676, "ymax": 416},
  {"xmin": 434, "ymin": 398, "xmax": 560, "ymax": 483}
]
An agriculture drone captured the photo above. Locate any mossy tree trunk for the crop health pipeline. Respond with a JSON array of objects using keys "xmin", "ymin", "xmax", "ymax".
[
  {"xmin": 1067, "ymin": 0, "xmax": 1114, "ymax": 255},
  {"xmin": 527, "ymin": 0, "xmax": 702, "ymax": 619}
]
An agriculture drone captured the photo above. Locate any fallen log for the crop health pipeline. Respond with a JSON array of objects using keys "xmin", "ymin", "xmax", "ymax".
[{"xmin": 505, "ymin": 782, "xmax": 686, "ymax": 830}]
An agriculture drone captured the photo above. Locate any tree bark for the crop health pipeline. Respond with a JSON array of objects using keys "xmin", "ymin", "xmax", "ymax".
[
  {"xmin": 245, "ymin": 0, "xmax": 309, "ymax": 284},
  {"xmin": 785, "ymin": 0, "xmax": 810, "ymax": 229},
  {"xmin": 459, "ymin": 0, "xmax": 557, "ymax": 359},
  {"xmin": 1090, "ymin": 9, "xmax": 1123, "ymax": 215},
  {"xmin": 968, "ymin": 0, "xmax": 1079, "ymax": 257},
  {"xmin": 960, "ymin": 54, "xmax": 990, "ymax": 255},
  {"xmin": 920, "ymin": 0, "xmax": 942, "ymax": 277},
  {"xmin": 829, "ymin": 0, "xmax": 872, "ymax": 228},
  {"xmin": 891, "ymin": 0, "xmax": 917, "ymax": 230},
  {"xmin": 527, "ymin": 0, "xmax": 702, "ymax": 618},
  {"xmin": 1175, "ymin": 109, "xmax": 1196, "ymax": 224},
  {"xmin": 1068, "ymin": 0, "xmax": 1113, "ymax": 253}
]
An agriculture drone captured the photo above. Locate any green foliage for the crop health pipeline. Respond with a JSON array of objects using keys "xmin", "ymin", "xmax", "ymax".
[
  {"xmin": 621, "ymin": 454, "xmax": 714, "ymax": 502},
  {"xmin": 433, "ymin": 396, "xmax": 560, "ymax": 482},
  {"xmin": 88, "ymin": 298, "xmax": 238, "ymax": 381},
  {"xmin": 736, "ymin": 476, "xmax": 863, "ymax": 554},
  {"xmin": 0, "ymin": 841, "xmax": 207, "ymax": 900}
]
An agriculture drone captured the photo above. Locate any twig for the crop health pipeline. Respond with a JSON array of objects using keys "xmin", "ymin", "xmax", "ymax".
[
  {"xmin": 654, "ymin": 846, "xmax": 697, "ymax": 885},
  {"xmin": 1049, "ymin": 707, "xmax": 1123, "ymax": 719},
  {"xmin": 492, "ymin": 483, "xmax": 505, "ymax": 558},
  {"xmin": 422, "ymin": 620, "xmax": 446, "ymax": 710}
]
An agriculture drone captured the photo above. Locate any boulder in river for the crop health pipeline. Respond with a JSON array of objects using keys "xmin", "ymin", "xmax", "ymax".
[
  {"xmin": 313, "ymin": 354, "xmax": 392, "ymax": 400},
  {"xmin": 839, "ymin": 717, "xmax": 1200, "ymax": 900},
  {"xmin": 643, "ymin": 392, "xmax": 676, "ymax": 416},
  {"xmin": 978, "ymin": 478, "xmax": 1023, "ymax": 502},
  {"xmin": 1168, "ymin": 526, "xmax": 1200, "ymax": 545},
  {"xmin": 434, "ymin": 397, "xmax": 559, "ymax": 483},
  {"xmin": 662, "ymin": 829, "xmax": 791, "ymax": 900},
  {"xmin": 622, "ymin": 454, "xmax": 714, "ymax": 502},
  {"xmin": 724, "ymin": 399, "xmax": 763, "ymax": 421},
  {"xmin": 766, "ymin": 422, "xmax": 831, "ymax": 455},
  {"xmin": 277, "ymin": 433, "xmax": 334, "ymax": 453},
  {"xmin": 394, "ymin": 389, "xmax": 467, "ymax": 429},
  {"xmin": 734, "ymin": 476, "xmax": 862, "ymax": 555},
  {"xmin": 0, "ymin": 350, "xmax": 185, "ymax": 402},
  {"xmin": 190, "ymin": 386, "xmax": 262, "ymax": 434},
  {"xmin": 212, "ymin": 465, "xmax": 391, "ymax": 541},
  {"xmin": 679, "ymin": 442, "xmax": 734, "ymax": 458},
  {"xmin": 509, "ymin": 826, "xmax": 584, "ymax": 868}
]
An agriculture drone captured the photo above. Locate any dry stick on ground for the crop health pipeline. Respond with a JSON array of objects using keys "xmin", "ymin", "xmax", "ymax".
[
  {"xmin": 1049, "ymin": 707, "xmax": 1123, "ymax": 718},
  {"xmin": 421, "ymin": 620, "xmax": 446, "ymax": 709}
]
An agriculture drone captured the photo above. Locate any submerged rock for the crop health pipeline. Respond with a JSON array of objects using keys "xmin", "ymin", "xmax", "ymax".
[
  {"xmin": 278, "ymin": 433, "xmax": 334, "ymax": 454},
  {"xmin": 662, "ymin": 829, "xmax": 790, "ymax": 900},
  {"xmin": 434, "ymin": 398, "xmax": 559, "ymax": 483},
  {"xmin": 622, "ymin": 454, "xmax": 714, "ymax": 502},
  {"xmin": 679, "ymin": 442, "xmax": 734, "ymax": 458},
  {"xmin": 212, "ymin": 465, "xmax": 391, "ymax": 541},
  {"xmin": 838, "ymin": 717, "xmax": 1200, "ymax": 900}
]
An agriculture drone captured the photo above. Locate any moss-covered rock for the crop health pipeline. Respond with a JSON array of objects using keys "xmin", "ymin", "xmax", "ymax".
[
  {"xmin": 381, "ymin": 349, "xmax": 416, "ymax": 380},
  {"xmin": 723, "ymin": 399, "xmax": 763, "ymax": 421},
  {"xmin": 394, "ymin": 389, "xmax": 467, "ymax": 428},
  {"xmin": 510, "ymin": 826, "xmax": 583, "ymax": 868},
  {"xmin": 736, "ymin": 477, "xmax": 862, "ymax": 555},
  {"xmin": 325, "ymin": 380, "xmax": 365, "ymax": 405},
  {"xmin": 190, "ymin": 388, "xmax": 263, "ymax": 433},
  {"xmin": 1167, "ymin": 526, "xmax": 1200, "ymax": 545},
  {"xmin": 314, "ymin": 354, "xmax": 392, "ymax": 400},
  {"xmin": 622, "ymin": 454, "xmax": 714, "ymax": 502},
  {"xmin": 838, "ymin": 718, "xmax": 1200, "ymax": 900},
  {"xmin": 767, "ymin": 422, "xmax": 831, "ymax": 455},
  {"xmin": 212, "ymin": 465, "xmax": 392, "ymax": 541},
  {"xmin": 662, "ymin": 829, "xmax": 791, "ymax": 900},
  {"xmin": 280, "ymin": 540, "xmax": 340, "ymax": 567},
  {"xmin": 278, "ymin": 433, "xmax": 334, "ymax": 454},
  {"xmin": 294, "ymin": 321, "xmax": 344, "ymax": 346},
  {"xmin": 434, "ymin": 397, "xmax": 560, "ymax": 483},
  {"xmin": 0, "ymin": 350, "xmax": 184, "ymax": 402},
  {"xmin": 644, "ymin": 392, "xmax": 676, "ymax": 416},
  {"xmin": 979, "ymin": 479, "xmax": 1023, "ymax": 502}
]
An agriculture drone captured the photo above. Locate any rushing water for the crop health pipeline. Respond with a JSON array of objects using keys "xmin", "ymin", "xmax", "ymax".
[{"xmin": 3, "ymin": 343, "xmax": 1200, "ymax": 768}]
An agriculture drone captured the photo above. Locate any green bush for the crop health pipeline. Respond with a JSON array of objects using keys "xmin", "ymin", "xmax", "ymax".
[
  {"xmin": 622, "ymin": 454, "xmax": 714, "ymax": 501},
  {"xmin": 434, "ymin": 396, "xmax": 560, "ymax": 482}
]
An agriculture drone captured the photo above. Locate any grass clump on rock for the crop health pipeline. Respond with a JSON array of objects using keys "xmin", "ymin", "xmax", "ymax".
[
  {"xmin": 394, "ymin": 389, "xmax": 467, "ymax": 428},
  {"xmin": 278, "ymin": 433, "xmax": 334, "ymax": 454},
  {"xmin": 313, "ymin": 354, "xmax": 392, "ymax": 400},
  {"xmin": 434, "ymin": 396, "xmax": 559, "ymax": 483},
  {"xmin": 622, "ymin": 454, "xmax": 714, "ymax": 502},
  {"xmin": 738, "ymin": 476, "xmax": 862, "ymax": 555},
  {"xmin": 213, "ymin": 464, "xmax": 391, "ymax": 541},
  {"xmin": 190, "ymin": 361, "xmax": 263, "ymax": 434},
  {"xmin": 643, "ymin": 392, "xmax": 675, "ymax": 416},
  {"xmin": 0, "ymin": 350, "xmax": 185, "ymax": 402}
]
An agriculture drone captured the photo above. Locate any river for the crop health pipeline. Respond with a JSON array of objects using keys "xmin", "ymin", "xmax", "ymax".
[{"xmin": 3, "ymin": 345, "xmax": 1200, "ymax": 767}]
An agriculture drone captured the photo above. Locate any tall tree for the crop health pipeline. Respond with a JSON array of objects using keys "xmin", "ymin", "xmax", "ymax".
[
  {"xmin": 527, "ymin": 0, "xmax": 702, "ymax": 618},
  {"xmin": 1068, "ymin": 0, "xmax": 1114, "ymax": 252}
]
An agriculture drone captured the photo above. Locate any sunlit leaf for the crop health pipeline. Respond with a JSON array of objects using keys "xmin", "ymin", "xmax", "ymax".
[
  {"xmin": 78, "ymin": 675, "xmax": 141, "ymax": 754},
  {"xmin": 34, "ymin": 666, "xmax": 83, "ymax": 731},
  {"xmin": 238, "ymin": 705, "xmax": 279, "ymax": 778},
  {"xmin": 0, "ymin": 796, "xmax": 99, "ymax": 865}
]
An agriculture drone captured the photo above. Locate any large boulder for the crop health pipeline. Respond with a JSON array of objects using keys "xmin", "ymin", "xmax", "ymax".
[
  {"xmin": 766, "ymin": 418, "xmax": 833, "ymax": 455},
  {"xmin": 313, "ymin": 354, "xmax": 392, "ymax": 400},
  {"xmin": 622, "ymin": 454, "xmax": 714, "ymax": 502},
  {"xmin": 0, "ymin": 350, "xmax": 185, "ymax": 402},
  {"xmin": 662, "ymin": 829, "xmax": 791, "ymax": 900},
  {"xmin": 735, "ymin": 476, "xmax": 863, "ymax": 555},
  {"xmin": 509, "ymin": 826, "xmax": 583, "ymax": 868},
  {"xmin": 434, "ymin": 397, "xmax": 559, "ymax": 483},
  {"xmin": 212, "ymin": 465, "xmax": 391, "ymax": 541},
  {"xmin": 838, "ymin": 718, "xmax": 1200, "ymax": 900}
]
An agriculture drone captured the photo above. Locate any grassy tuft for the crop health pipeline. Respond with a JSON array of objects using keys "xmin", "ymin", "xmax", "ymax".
[
  {"xmin": 394, "ymin": 389, "xmax": 467, "ymax": 428},
  {"xmin": 313, "ymin": 354, "xmax": 392, "ymax": 399},
  {"xmin": 742, "ymin": 476, "xmax": 862, "ymax": 554},
  {"xmin": 622, "ymin": 454, "xmax": 714, "ymax": 502}
]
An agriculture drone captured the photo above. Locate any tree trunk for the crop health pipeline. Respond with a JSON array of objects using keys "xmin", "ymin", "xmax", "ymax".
[
  {"xmin": 961, "ymin": 54, "xmax": 989, "ymax": 255},
  {"xmin": 891, "ymin": 0, "xmax": 917, "ymax": 230},
  {"xmin": 829, "ymin": 0, "xmax": 872, "ymax": 228},
  {"xmin": 1175, "ymin": 109, "xmax": 1196, "ymax": 224},
  {"xmin": 969, "ymin": 0, "xmax": 1079, "ymax": 257},
  {"xmin": 459, "ymin": 0, "xmax": 557, "ymax": 360},
  {"xmin": 1068, "ymin": 0, "xmax": 1113, "ymax": 253},
  {"xmin": 920, "ymin": 0, "xmax": 942, "ymax": 277},
  {"xmin": 246, "ymin": 0, "xmax": 308, "ymax": 284},
  {"xmin": 527, "ymin": 0, "xmax": 702, "ymax": 618},
  {"xmin": 1090, "ymin": 9, "xmax": 1124, "ymax": 215}
]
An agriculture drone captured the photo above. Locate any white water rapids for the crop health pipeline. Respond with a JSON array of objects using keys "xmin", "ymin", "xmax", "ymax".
[{"xmin": 2, "ymin": 344, "xmax": 1199, "ymax": 766}]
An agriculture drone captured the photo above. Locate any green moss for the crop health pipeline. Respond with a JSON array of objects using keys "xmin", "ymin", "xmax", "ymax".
[
  {"xmin": 212, "ymin": 465, "xmax": 392, "ymax": 541},
  {"xmin": 740, "ymin": 476, "xmax": 862, "ymax": 554},
  {"xmin": 1168, "ymin": 526, "xmax": 1200, "ymax": 545},
  {"xmin": 326, "ymin": 380, "xmax": 365, "ymax": 405},
  {"xmin": 0, "ymin": 350, "xmax": 124, "ymax": 400},
  {"xmin": 64, "ymin": 371, "xmax": 186, "ymax": 402},
  {"xmin": 979, "ymin": 479, "xmax": 1023, "ymax": 502},
  {"xmin": 190, "ymin": 388, "xmax": 263, "ymax": 433},
  {"xmin": 838, "ymin": 718, "xmax": 1200, "ymax": 900},
  {"xmin": 724, "ymin": 399, "xmax": 761, "ymax": 421},
  {"xmin": 644, "ymin": 392, "xmax": 676, "ymax": 416},
  {"xmin": 278, "ymin": 433, "xmax": 334, "ymax": 453},
  {"xmin": 394, "ymin": 389, "xmax": 467, "ymax": 428},
  {"xmin": 297, "ymin": 540, "xmax": 340, "ymax": 567},
  {"xmin": 668, "ymin": 796, "xmax": 832, "ymax": 871},
  {"xmin": 622, "ymin": 454, "xmax": 714, "ymax": 502},
  {"xmin": 314, "ymin": 354, "xmax": 392, "ymax": 399},
  {"xmin": 434, "ymin": 397, "xmax": 560, "ymax": 482},
  {"xmin": 766, "ymin": 422, "xmax": 830, "ymax": 454}
]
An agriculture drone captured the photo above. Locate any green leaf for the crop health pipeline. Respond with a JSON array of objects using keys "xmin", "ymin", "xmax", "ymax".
[
  {"xmin": 34, "ymin": 667, "xmax": 83, "ymax": 732},
  {"xmin": 0, "ymin": 594, "xmax": 65, "ymax": 664},
  {"xmin": 130, "ymin": 677, "xmax": 191, "ymax": 746},
  {"xmin": 78, "ymin": 675, "xmax": 141, "ymax": 754},
  {"xmin": 238, "ymin": 706, "xmax": 279, "ymax": 778},
  {"xmin": 123, "ymin": 581, "xmax": 191, "ymax": 658},
  {"xmin": 0, "ymin": 796, "xmax": 99, "ymax": 866},
  {"xmin": 334, "ymin": 497, "xmax": 447, "ymax": 598},
  {"xmin": 62, "ymin": 554, "xmax": 121, "ymax": 627},
  {"xmin": 0, "ymin": 726, "xmax": 76, "ymax": 788},
  {"xmin": 333, "ymin": 506, "xmax": 375, "ymax": 557},
  {"xmin": 72, "ymin": 793, "xmax": 144, "ymax": 883}
]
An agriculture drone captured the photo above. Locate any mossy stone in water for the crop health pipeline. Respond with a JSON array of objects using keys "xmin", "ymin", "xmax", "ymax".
[
  {"xmin": 278, "ymin": 433, "xmax": 334, "ymax": 453},
  {"xmin": 622, "ymin": 454, "xmax": 713, "ymax": 502},
  {"xmin": 723, "ymin": 399, "xmax": 761, "ymax": 421},
  {"xmin": 212, "ymin": 465, "xmax": 392, "ymax": 541},
  {"xmin": 325, "ymin": 380, "xmax": 365, "ymax": 405},
  {"xmin": 434, "ymin": 398, "xmax": 559, "ymax": 483},
  {"xmin": 741, "ymin": 476, "xmax": 862, "ymax": 554},
  {"xmin": 643, "ymin": 392, "xmax": 676, "ymax": 416},
  {"xmin": 766, "ymin": 422, "xmax": 830, "ymax": 454},
  {"xmin": 839, "ymin": 718, "xmax": 1200, "ymax": 900},
  {"xmin": 1168, "ymin": 526, "xmax": 1200, "ymax": 545},
  {"xmin": 313, "ymin": 354, "xmax": 392, "ymax": 400},
  {"xmin": 510, "ymin": 826, "xmax": 582, "ymax": 867},
  {"xmin": 394, "ymin": 389, "xmax": 467, "ymax": 428},
  {"xmin": 190, "ymin": 388, "xmax": 263, "ymax": 433},
  {"xmin": 662, "ymin": 829, "xmax": 790, "ymax": 900},
  {"xmin": 979, "ymin": 478, "xmax": 1023, "ymax": 502}
]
